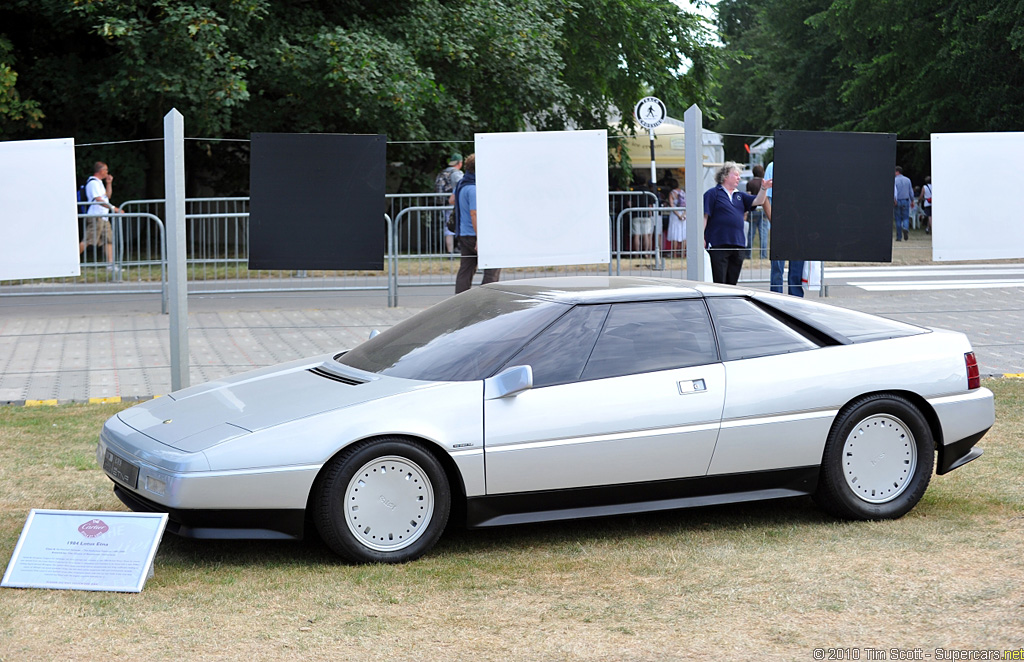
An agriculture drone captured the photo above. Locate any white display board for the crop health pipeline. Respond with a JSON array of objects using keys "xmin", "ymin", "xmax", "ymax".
[
  {"xmin": 2, "ymin": 509, "xmax": 167, "ymax": 593},
  {"xmin": 0, "ymin": 138, "xmax": 81, "ymax": 280},
  {"xmin": 475, "ymin": 130, "xmax": 610, "ymax": 269},
  {"xmin": 932, "ymin": 132, "xmax": 1024, "ymax": 261}
]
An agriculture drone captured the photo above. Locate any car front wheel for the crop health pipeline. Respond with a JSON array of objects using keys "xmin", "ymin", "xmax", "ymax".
[
  {"xmin": 815, "ymin": 394, "xmax": 934, "ymax": 520},
  {"xmin": 314, "ymin": 437, "xmax": 450, "ymax": 563}
]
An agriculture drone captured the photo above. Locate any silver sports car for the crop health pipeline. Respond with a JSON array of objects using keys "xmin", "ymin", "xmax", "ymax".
[{"xmin": 97, "ymin": 277, "xmax": 994, "ymax": 563}]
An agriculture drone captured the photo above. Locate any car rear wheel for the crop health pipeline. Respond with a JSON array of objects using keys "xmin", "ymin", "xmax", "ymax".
[
  {"xmin": 314, "ymin": 437, "xmax": 450, "ymax": 563},
  {"xmin": 814, "ymin": 394, "xmax": 934, "ymax": 520}
]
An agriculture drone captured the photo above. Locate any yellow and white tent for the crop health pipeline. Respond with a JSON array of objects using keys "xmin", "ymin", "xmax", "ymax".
[{"xmin": 616, "ymin": 117, "xmax": 724, "ymax": 191}]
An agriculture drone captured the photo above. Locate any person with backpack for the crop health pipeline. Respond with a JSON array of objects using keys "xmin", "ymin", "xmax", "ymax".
[
  {"xmin": 435, "ymin": 153, "xmax": 463, "ymax": 253},
  {"xmin": 78, "ymin": 161, "xmax": 122, "ymax": 269},
  {"xmin": 454, "ymin": 154, "xmax": 500, "ymax": 293}
]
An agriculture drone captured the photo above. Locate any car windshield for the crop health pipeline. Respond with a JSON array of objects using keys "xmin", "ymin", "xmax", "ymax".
[
  {"xmin": 754, "ymin": 293, "xmax": 926, "ymax": 343},
  {"xmin": 336, "ymin": 287, "xmax": 570, "ymax": 381}
]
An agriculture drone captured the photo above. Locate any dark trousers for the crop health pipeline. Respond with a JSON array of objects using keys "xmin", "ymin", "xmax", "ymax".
[
  {"xmin": 708, "ymin": 245, "xmax": 745, "ymax": 285},
  {"xmin": 771, "ymin": 260, "xmax": 805, "ymax": 297},
  {"xmin": 455, "ymin": 236, "xmax": 501, "ymax": 294}
]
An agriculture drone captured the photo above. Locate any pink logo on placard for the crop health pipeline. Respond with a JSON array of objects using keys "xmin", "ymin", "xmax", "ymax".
[{"xmin": 78, "ymin": 519, "xmax": 109, "ymax": 538}]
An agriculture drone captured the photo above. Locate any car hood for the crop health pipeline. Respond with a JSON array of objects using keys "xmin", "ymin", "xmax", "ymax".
[{"xmin": 116, "ymin": 355, "xmax": 437, "ymax": 452}]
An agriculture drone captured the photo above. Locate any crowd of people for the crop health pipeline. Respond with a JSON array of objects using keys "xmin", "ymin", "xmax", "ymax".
[
  {"xmin": 76, "ymin": 151, "xmax": 930, "ymax": 296},
  {"xmin": 432, "ymin": 152, "xmax": 937, "ymax": 295},
  {"xmin": 617, "ymin": 160, "xmax": 933, "ymax": 295}
]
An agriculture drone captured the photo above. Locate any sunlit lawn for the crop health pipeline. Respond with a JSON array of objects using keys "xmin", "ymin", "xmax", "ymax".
[{"xmin": 0, "ymin": 378, "xmax": 1021, "ymax": 661}]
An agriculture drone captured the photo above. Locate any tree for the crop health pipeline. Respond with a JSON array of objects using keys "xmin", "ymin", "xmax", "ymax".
[
  {"xmin": 712, "ymin": 0, "xmax": 842, "ymax": 160},
  {"xmin": 0, "ymin": 0, "xmax": 267, "ymax": 196},
  {"xmin": 0, "ymin": 0, "xmax": 718, "ymax": 196},
  {"xmin": 553, "ymin": 0, "xmax": 718, "ymax": 130},
  {"xmin": 0, "ymin": 36, "xmax": 44, "ymax": 133},
  {"xmin": 712, "ymin": 0, "xmax": 1024, "ymax": 173},
  {"xmin": 815, "ymin": 0, "xmax": 1024, "ymax": 135}
]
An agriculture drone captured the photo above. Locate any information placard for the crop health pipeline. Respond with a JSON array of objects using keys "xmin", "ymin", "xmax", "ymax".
[{"xmin": 2, "ymin": 510, "xmax": 167, "ymax": 593}]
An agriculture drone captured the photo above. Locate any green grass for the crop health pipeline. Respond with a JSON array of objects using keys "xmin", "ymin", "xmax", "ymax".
[{"xmin": 0, "ymin": 380, "xmax": 1022, "ymax": 661}]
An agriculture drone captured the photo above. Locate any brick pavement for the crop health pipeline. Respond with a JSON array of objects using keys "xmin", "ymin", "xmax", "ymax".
[
  {"xmin": 1, "ymin": 279, "xmax": 1022, "ymax": 404},
  {"xmin": 820, "ymin": 284, "xmax": 1024, "ymax": 379},
  {"xmin": 0, "ymin": 304, "xmax": 427, "ymax": 404}
]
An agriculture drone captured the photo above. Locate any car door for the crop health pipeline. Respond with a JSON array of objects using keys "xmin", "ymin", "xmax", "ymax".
[
  {"xmin": 702, "ymin": 296, "xmax": 834, "ymax": 475},
  {"xmin": 483, "ymin": 299, "xmax": 725, "ymax": 495}
]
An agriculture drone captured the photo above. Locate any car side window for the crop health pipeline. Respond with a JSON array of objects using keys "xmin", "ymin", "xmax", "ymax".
[
  {"xmin": 580, "ymin": 300, "xmax": 718, "ymax": 381},
  {"xmin": 707, "ymin": 297, "xmax": 818, "ymax": 361},
  {"xmin": 502, "ymin": 304, "xmax": 609, "ymax": 388}
]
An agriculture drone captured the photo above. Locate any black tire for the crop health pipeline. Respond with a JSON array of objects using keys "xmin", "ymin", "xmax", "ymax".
[
  {"xmin": 814, "ymin": 394, "xmax": 934, "ymax": 520},
  {"xmin": 314, "ymin": 437, "xmax": 450, "ymax": 563}
]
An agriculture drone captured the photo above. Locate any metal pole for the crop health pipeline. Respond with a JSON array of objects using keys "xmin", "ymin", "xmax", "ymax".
[
  {"xmin": 164, "ymin": 109, "xmax": 189, "ymax": 391},
  {"xmin": 649, "ymin": 128, "xmax": 657, "ymax": 196},
  {"xmin": 684, "ymin": 105, "xmax": 705, "ymax": 282},
  {"xmin": 386, "ymin": 214, "xmax": 396, "ymax": 307},
  {"xmin": 649, "ymin": 128, "xmax": 663, "ymax": 270}
]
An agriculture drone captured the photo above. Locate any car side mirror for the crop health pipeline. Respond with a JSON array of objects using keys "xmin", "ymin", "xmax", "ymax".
[{"xmin": 484, "ymin": 365, "xmax": 533, "ymax": 400}]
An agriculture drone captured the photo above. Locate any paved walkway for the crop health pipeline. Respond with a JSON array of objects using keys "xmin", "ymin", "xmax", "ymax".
[
  {"xmin": 1, "ymin": 272, "xmax": 1022, "ymax": 404},
  {"xmin": 0, "ymin": 305, "xmax": 426, "ymax": 404}
]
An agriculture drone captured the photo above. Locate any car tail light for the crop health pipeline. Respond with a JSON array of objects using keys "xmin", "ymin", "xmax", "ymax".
[{"xmin": 965, "ymin": 352, "xmax": 980, "ymax": 390}]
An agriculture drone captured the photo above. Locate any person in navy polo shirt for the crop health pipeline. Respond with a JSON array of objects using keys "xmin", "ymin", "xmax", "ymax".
[{"xmin": 703, "ymin": 162, "xmax": 771, "ymax": 284}]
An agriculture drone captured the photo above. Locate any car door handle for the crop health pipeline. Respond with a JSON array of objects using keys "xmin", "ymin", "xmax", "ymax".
[{"xmin": 677, "ymin": 379, "xmax": 707, "ymax": 395}]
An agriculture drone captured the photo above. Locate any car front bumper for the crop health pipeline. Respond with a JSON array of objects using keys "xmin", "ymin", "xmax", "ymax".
[{"xmin": 98, "ymin": 418, "xmax": 320, "ymax": 539}]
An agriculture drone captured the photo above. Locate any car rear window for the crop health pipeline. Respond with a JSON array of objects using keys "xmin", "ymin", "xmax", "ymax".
[
  {"xmin": 752, "ymin": 293, "xmax": 926, "ymax": 343},
  {"xmin": 336, "ymin": 287, "xmax": 569, "ymax": 382},
  {"xmin": 707, "ymin": 297, "xmax": 819, "ymax": 361}
]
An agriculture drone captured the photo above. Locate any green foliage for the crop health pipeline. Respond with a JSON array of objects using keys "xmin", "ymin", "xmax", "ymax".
[
  {"xmin": 713, "ymin": 0, "xmax": 1024, "ymax": 171},
  {"xmin": 0, "ymin": 36, "xmax": 44, "ymax": 133},
  {"xmin": 69, "ymin": 0, "xmax": 265, "ymax": 135},
  {"xmin": 712, "ymin": 0, "xmax": 844, "ymax": 159},
  {"xmin": 0, "ymin": 0, "xmax": 716, "ymax": 196},
  {"xmin": 554, "ymin": 0, "xmax": 719, "ymax": 130}
]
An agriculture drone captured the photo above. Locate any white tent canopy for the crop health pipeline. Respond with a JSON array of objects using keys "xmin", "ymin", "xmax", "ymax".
[{"xmin": 620, "ymin": 117, "xmax": 725, "ymax": 192}]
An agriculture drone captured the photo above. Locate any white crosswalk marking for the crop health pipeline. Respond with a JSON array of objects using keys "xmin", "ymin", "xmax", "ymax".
[
  {"xmin": 850, "ymin": 280, "xmax": 1024, "ymax": 291},
  {"xmin": 828, "ymin": 265, "xmax": 1024, "ymax": 291}
]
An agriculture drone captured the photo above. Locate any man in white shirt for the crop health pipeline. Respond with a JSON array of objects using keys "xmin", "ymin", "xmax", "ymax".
[{"xmin": 79, "ymin": 161, "xmax": 122, "ymax": 266}]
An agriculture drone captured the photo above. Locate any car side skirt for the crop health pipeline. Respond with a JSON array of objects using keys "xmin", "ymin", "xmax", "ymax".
[
  {"xmin": 465, "ymin": 467, "xmax": 819, "ymax": 529},
  {"xmin": 113, "ymin": 484, "xmax": 305, "ymax": 540}
]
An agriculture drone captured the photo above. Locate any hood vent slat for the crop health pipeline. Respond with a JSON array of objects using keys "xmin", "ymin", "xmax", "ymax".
[{"xmin": 308, "ymin": 367, "xmax": 367, "ymax": 386}]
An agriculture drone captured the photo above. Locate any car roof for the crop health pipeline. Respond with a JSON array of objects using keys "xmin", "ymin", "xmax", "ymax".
[{"xmin": 482, "ymin": 276, "xmax": 755, "ymax": 304}]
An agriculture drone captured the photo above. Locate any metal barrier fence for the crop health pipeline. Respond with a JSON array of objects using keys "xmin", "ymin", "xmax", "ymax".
[
  {"xmin": 6, "ymin": 204, "xmax": 169, "ymax": 299},
  {"xmin": 1, "ymin": 193, "xmax": 936, "ymax": 304}
]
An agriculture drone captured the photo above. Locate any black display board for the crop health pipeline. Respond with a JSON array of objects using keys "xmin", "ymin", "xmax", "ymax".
[
  {"xmin": 248, "ymin": 133, "xmax": 386, "ymax": 270},
  {"xmin": 770, "ymin": 130, "xmax": 895, "ymax": 262}
]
